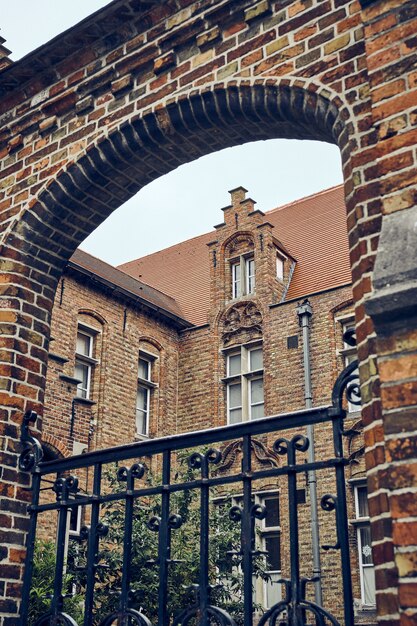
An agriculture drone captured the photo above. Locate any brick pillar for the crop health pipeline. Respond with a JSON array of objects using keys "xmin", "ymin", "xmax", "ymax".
[
  {"xmin": 360, "ymin": 0, "xmax": 417, "ymax": 623},
  {"xmin": 0, "ymin": 252, "xmax": 55, "ymax": 624}
]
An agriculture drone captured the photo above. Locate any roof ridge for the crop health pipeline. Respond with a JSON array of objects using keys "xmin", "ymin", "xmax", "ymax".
[
  {"xmin": 119, "ymin": 184, "xmax": 344, "ymax": 269},
  {"xmin": 266, "ymin": 183, "xmax": 344, "ymax": 215}
]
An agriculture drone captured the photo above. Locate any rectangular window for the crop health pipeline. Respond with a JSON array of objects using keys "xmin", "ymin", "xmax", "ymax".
[
  {"xmin": 276, "ymin": 254, "xmax": 284, "ymax": 281},
  {"xmin": 136, "ymin": 385, "xmax": 150, "ymax": 436},
  {"xmin": 250, "ymin": 377, "xmax": 264, "ymax": 419},
  {"xmin": 246, "ymin": 258, "xmax": 255, "ymax": 294},
  {"xmin": 227, "ymin": 382, "xmax": 242, "ymax": 425},
  {"xmin": 215, "ymin": 491, "xmax": 281, "ymax": 610},
  {"xmin": 136, "ymin": 353, "xmax": 155, "ymax": 436},
  {"xmin": 226, "ymin": 344, "xmax": 264, "ymax": 424},
  {"xmin": 75, "ymin": 328, "xmax": 95, "ymax": 399},
  {"xmin": 353, "ymin": 483, "xmax": 375, "ymax": 607},
  {"xmin": 261, "ymin": 494, "xmax": 281, "ymax": 609},
  {"xmin": 232, "ymin": 262, "xmax": 241, "ymax": 299},
  {"xmin": 231, "ymin": 256, "xmax": 255, "ymax": 299}
]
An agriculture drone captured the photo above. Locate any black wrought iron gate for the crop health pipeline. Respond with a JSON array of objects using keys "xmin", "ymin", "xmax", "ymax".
[{"xmin": 19, "ymin": 360, "xmax": 361, "ymax": 626}]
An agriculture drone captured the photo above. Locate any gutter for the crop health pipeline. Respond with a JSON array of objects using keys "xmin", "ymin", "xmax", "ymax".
[{"xmin": 296, "ymin": 299, "xmax": 323, "ymax": 607}]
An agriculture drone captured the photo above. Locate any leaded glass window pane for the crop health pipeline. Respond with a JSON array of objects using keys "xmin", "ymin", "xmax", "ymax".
[
  {"xmin": 228, "ymin": 353, "xmax": 241, "ymax": 376},
  {"xmin": 138, "ymin": 357, "xmax": 151, "ymax": 381},
  {"xmin": 357, "ymin": 485, "xmax": 369, "ymax": 518},
  {"xmin": 264, "ymin": 496, "xmax": 280, "ymax": 528},
  {"xmin": 249, "ymin": 347, "xmax": 263, "ymax": 371},
  {"xmin": 76, "ymin": 331, "xmax": 92, "ymax": 357}
]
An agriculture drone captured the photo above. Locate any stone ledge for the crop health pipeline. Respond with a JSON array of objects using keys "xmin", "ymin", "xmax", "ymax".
[{"xmin": 365, "ymin": 280, "xmax": 417, "ymax": 330}]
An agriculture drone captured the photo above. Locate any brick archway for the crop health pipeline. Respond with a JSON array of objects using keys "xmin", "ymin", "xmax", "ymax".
[
  {"xmin": 0, "ymin": 79, "xmax": 354, "ymax": 406},
  {"xmin": 0, "ymin": 0, "xmax": 416, "ymax": 622}
]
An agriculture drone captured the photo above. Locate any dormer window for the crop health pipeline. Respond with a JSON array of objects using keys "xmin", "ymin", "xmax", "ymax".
[
  {"xmin": 276, "ymin": 254, "xmax": 284, "ymax": 281},
  {"xmin": 231, "ymin": 256, "xmax": 255, "ymax": 299}
]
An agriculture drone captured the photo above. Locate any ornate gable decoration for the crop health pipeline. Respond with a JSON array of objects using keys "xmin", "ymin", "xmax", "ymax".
[
  {"xmin": 225, "ymin": 234, "xmax": 254, "ymax": 257},
  {"xmin": 222, "ymin": 301, "xmax": 262, "ymax": 346}
]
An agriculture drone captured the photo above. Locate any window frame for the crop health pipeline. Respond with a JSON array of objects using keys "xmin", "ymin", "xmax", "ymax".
[
  {"xmin": 276, "ymin": 253, "xmax": 284, "ymax": 281},
  {"xmin": 230, "ymin": 254, "xmax": 255, "ymax": 299},
  {"xmin": 224, "ymin": 343, "xmax": 264, "ymax": 424},
  {"xmin": 136, "ymin": 351, "xmax": 158, "ymax": 437},
  {"xmin": 259, "ymin": 492, "xmax": 281, "ymax": 609},
  {"xmin": 351, "ymin": 480, "xmax": 376, "ymax": 608},
  {"xmin": 75, "ymin": 325, "xmax": 99, "ymax": 400}
]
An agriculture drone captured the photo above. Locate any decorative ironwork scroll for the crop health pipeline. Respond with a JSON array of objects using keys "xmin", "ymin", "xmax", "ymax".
[{"xmin": 19, "ymin": 409, "xmax": 43, "ymax": 471}]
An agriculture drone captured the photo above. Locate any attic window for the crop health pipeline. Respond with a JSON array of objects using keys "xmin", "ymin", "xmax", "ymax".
[
  {"xmin": 231, "ymin": 256, "xmax": 255, "ymax": 299},
  {"xmin": 276, "ymin": 254, "xmax": 284, "ymax": 281}
]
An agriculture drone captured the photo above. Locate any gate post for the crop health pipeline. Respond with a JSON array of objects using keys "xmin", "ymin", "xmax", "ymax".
[
  {"xmin": 0, "ymin": 256, "xmax": 54, "ymax": 624},
  {"xmin": 359, "ymin": 0, "xmax": 417, "ymax": 623}
]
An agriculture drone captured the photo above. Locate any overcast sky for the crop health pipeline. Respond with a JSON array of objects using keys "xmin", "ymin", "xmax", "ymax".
[{"xmin": 2, "ymin": 2, "xmax": 343, "ymax": 266}]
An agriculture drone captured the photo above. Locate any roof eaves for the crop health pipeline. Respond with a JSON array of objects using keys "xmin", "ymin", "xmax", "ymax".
[{"xmin": 67, "ymin": 260, "xmax": 192, "ymax": 330}]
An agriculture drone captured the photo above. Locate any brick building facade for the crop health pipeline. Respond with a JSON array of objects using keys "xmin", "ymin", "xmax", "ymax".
[
  {"xmin": 37, "ymin": 185, "xmax": 375, "ymax": 621},
  {"xmin": 0, "ymin": 0, "xmax": 416, "ymax": 623}
]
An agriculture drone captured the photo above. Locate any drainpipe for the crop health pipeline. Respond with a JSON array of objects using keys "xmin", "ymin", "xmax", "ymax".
[{"xmin": 296, "ymin": 299, "xmax": 323, "ymax": 606}]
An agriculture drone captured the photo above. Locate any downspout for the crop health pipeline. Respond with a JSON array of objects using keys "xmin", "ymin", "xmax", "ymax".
[{"xmin": 296, "ymin": 299, "xmax": 323, "ymax": 606}]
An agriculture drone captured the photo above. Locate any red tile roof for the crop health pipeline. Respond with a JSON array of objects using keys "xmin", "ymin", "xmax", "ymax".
[
  {"xmin": 69, "ymin": 248, "xmax": 189, "ymax": 328},
  {"xmin": 118, "ymin": 185, "xmax": 352, "ymax": 326}
]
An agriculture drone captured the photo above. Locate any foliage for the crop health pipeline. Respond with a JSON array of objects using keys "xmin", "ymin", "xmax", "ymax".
[
  {"xmin": 30, "ymin": 452, "xmax": 269, "ymax": 624},
  {"xmin": 75, "ymin": 452, "xmax": 269, "ymax": 624},
  {"xmin": 29, "ymin": 540, "xmax": 84, "ymax": 625}
]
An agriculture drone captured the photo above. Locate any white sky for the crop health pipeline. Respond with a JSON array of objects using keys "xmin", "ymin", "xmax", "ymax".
[{"xmin": 1, "ymin": 2, "xmax": 343, "ymax": 266}]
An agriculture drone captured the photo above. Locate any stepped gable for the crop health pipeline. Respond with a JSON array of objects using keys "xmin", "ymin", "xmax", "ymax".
[
  {"xmin": 119, "ymin": 185, "xmax": 351, "ymax": 326},
  {"xmin": 69, "ymin": 248, "xmax": 189, "ymax": 326}
]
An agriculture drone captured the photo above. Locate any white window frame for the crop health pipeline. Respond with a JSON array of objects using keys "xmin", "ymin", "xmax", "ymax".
[
  {"xmin": 75, "ymin": 326, "xmax": 98, "ymax": 399},
  {"xmin": 276, "ymin": 253, "xmax": 284, "ymax": 281},
  {"xmin": 352, "ymin": 482, "xmax": 375, "ymax": 608},
  {"xmin": 258, "ymin": 492, "xmax": 282, "ymax": 609},
  {"xmin": 136, "ymin": 351, "xmax": 157, "ymax": 437},
  {"xmin": 224, "ymin": 344, "xmax": 264, "ymax": 424},
  {"xmin": 231, "ymin": 255, "xmax": 255, "ymax": 299}
]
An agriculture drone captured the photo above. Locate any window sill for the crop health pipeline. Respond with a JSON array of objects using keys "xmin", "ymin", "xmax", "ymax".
[
  {"xmin": 138, "ymin": 377, "xmax": 158, "ymax": 388},
  {"xmin": 60, "ymin": 374, "xmax": 83, "ymax": 385},
  {"xmin": 349, "ymin": 518, "xmax": 370, "ymax": 526},
  {"xmin": 50, "ymin": 353, "xmax": 69, "ymax": 364},
  {"xmin": 135, "ymin": 433, "xmax": 150, "ymax": 441},
  {"xmin": 228, "ymin": 293, "xmax": 256, "ymax": 303},
  {"xmin": 75, "ymin": 354, "xmax": 99, "ymax": 365},
  {"xmin": 73, "ymin": 397, "xmax": 96, "ymax": 406}
]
